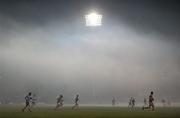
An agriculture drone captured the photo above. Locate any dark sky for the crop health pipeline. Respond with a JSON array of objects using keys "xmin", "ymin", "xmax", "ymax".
[
  {"xmin": 0, "ymin": 0, "xmax": 180, "ymax": 37},
  {"xmin": 0, "ymin": 0, "xmax": 180, "ymax": 105}
]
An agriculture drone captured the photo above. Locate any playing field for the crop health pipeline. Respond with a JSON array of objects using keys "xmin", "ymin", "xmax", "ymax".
[{"xmin": 0, "ymin": 106, "xmax": 180, "ymax": 118}]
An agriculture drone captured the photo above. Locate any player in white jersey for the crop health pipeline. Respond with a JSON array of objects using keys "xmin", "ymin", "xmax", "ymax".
[{"xmin": 22, "ymin": 92, "xmax": 32, "ymax": 112}]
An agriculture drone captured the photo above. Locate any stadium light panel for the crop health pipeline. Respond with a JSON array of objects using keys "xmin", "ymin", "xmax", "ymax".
[{"xmin": 85, "ymin": 12, "xmax": 102, "ymax": 26}]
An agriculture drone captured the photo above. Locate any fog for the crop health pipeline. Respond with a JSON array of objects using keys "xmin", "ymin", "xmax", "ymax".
[{"xmin": 0, "ymin": 0, "xmax": 180, "ymax": 105}]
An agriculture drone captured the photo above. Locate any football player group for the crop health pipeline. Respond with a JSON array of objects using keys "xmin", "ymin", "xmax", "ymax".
[
  {"xmin": 21, "ymin": 91, "xmax": 154, "ymax": 112},
  {"xmin": 22, "ymin": 93, "xmax": 79, "ymax": 112}
]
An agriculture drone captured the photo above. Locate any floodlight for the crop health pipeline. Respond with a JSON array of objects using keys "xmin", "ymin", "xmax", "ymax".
[{"xmin": 85, "ymin": 12, "xmax": 102, "ymax": 26}]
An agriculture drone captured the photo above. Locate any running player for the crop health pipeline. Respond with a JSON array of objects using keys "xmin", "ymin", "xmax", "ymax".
[
  {"xmin": 54, "ymin": 95, "xmax": 64, "ymax": 110},
  {"xmin": 142, "ymin": 91, "xmax": 155, "ymax": 111},
  {"xmin": 72, "ymin": 94, "xmax": 79, "ymax": 109},
  {"xmin": 22, "ymin": 92, "xmax": 32, "ymax": 112}
]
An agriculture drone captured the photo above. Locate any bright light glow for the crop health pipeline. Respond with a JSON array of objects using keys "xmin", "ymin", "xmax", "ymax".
[{"xmin": 85, "ymin": 12, "xmax": 102, "ymax": 26}]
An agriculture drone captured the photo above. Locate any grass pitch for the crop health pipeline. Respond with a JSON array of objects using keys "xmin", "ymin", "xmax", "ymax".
[{"xmin": 0, "ymin": 106, "xmax": 180, "ymax": 118}]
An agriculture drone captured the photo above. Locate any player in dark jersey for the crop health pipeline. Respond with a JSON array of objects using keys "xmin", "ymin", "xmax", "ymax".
[
  {"xmin": 72, "ymin": 94, "xmax": 79, "ymax": 109},
  {"xmin": 142, "ymin": 91, "xmax": 155, "ymax": 111},
  {"xmin": 149, "ymin": 91, "xmax": 155, "ymax": 110},
  {"xmin": 22, "ymin": 92, "xmax": 32, "ymax": 112},
  {"xmin": 54, "ymin": 95, "xmax": 64, "ymax": 110}
]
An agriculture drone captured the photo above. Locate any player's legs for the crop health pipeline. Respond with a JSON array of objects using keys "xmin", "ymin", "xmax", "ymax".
[
  {"xmin": 128, "ymin": 102, "xmax": 131, "ymax": 107},
  {"xmin": 132, "ymin": 103, "xmax": 134, "ymax": 108},
  {"xmin": 22, "ymin": 102, "xmax": 29, "ymax": 112},
  {"xmin": 54, "ymin": 103, "xmax": 60, "ymax": 110},
  {"xmin": 151, "ymin": 102, "xmax": 155, "ymax": 111},
  {"xmin": 144, "ymin": 102, "xmax": 154, "ymax": 111},
  {"xmin": 60, "ymin": 102, "xmax": 63, "ymax": 108},
  {"xmin": 76, "ymin": 103, "xmax": 79, "ymax": 109},
  {"xmin": 72, "ymin": 104, "xmax": 76, "ymax": 109},
  {"xmin": 72, "ymin": 102, "xmax": 76, "ymax": 109},
  {"xmin": 72, "ymin": 103, "xmax": 78, "ymax": 109},
  {"xmin": 27, "ymin": 104, "xmax": 32, "ymax": 112},
  {"xmin": 22, "ymin": 105, "xmax": 27, "ymax": 112},
  {"xmin": 75, "ymin": 103, "xmax": 79, "ymax": 109}
]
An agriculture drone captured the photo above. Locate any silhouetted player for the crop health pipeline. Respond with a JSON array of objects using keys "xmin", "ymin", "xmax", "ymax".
[
  {"xmin": 54, "ymin": 95, "xmax": 64, "ymax": 110},
  {"xmin": 72, "ymin": 94, "xmax": 79, "ymax": 109},
  {"xmin": 131, "ymin": 98, "xmax": 135, "ymax": 108},
  {"xmin": 22, "ymin": 92, "xmax": 32, "ymax": 112},
  {"xmin": 112, "ymin": 97, "xmax": 116, "ymax": 106},
  {"xmin": 142, "ymin": 91, "xmax": 155, "ymax": 111}
]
